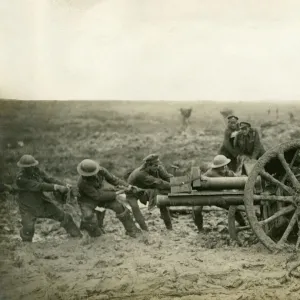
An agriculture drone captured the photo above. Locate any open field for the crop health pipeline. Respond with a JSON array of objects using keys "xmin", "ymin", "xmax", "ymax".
[{"xmin": 1, "ymin": 100, "xmax": 300, "ymax": 300}]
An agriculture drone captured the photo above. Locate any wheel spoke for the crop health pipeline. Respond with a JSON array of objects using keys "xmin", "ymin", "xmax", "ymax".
[
  {"xmin": 236, "ymin": 206, "xmax": 294, "ymax": 232},
  {"xmin": 296, "ymin": 218, "xmax": 300, "ymax": 250},
  {"xmin": 259, "ymin": 170, "xmax": 295, "ymax": 195},
  {"xmin": 277, "ymin": 149, "xmax": 299, "ymax": 190},
  {"xmin": 260, "ymin": 205, "xmax": 295, "ymax": 226},
  {"xmin": 278, "ymin": 208, "xmax": 299, "ymax": 245},
  {"xmin": 278, "ymin": 153, "xmax": 300, "ymax": 191}
]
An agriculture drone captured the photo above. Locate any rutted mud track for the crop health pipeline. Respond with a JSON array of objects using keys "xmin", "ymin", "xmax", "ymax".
[{"xmin": 1, "ymin": 206, "xmax": 300, "ymax": 300}]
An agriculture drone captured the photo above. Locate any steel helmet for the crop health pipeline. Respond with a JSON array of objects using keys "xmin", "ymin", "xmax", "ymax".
[
  {"xmin": 211, "ymin": 155, "xmax": 231, "ymax": 169},
  {"xmin": 77, "ymin": 159, "xmax": 100, "ymax": 176},
  {"xmin": 17, "ymin": 155, "xmax": 39, "ymax": 168}
]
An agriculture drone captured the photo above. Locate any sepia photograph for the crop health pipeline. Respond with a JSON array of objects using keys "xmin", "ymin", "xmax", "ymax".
[{"xmin": 1, "ymin": 1, "xmax": 300, "ymax": 299}]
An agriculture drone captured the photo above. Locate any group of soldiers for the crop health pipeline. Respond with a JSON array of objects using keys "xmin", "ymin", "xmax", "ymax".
[{"xmin": 0, "ymin": 115, "xmax": 266, "ymax": 242}]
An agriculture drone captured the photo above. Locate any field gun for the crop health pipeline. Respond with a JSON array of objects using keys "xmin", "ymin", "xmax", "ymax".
[{"xmin": 157, "ymin": 140, "xmax": 300, "ymax": 252}]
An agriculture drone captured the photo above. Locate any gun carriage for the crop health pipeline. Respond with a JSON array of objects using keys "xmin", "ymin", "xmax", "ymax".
[{"xmin": 157, "ymin": 140, "xmax": 300, "ymax": 252}]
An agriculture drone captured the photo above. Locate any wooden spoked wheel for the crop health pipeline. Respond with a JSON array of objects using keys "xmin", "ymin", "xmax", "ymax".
[{"xmin": 244, "ymin": 140, "xmax": 300, "ymax": 252}]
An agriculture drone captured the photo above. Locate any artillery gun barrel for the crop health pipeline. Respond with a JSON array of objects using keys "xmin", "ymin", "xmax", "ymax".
[
  {"xmin": 157, "ymin": 192, "xmax": 294, "ymax": 207},
  {"xmin": 194, "ymin": 177, "xmax": 248, "ymax": 190}
]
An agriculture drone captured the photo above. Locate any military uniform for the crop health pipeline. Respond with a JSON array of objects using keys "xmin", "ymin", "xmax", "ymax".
[
  {"xmin": 127, "ymin": 154, "xmax": 174, "ymax": 230},
  {"xmin": 15, "ymin": 155, "xmax": 82, "ymax": 242},
  {"xmin": 193, "ymin": 155, "xmax": 245, "ymax": 231},
  {"xmin": 76, "ymin": 159, "xmax": 140, "ymax": 238},
  {"xmin": 234, "ymin": 123, "xmax": 265, "ymax": 159},
  {"xmin": 218, "ymin": 116, "xmax": 240, "ymax": 171}
]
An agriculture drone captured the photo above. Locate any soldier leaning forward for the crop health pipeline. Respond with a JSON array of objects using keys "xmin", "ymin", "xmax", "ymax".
[
  {"xmin": 192, "ymin": 155, "xmax": 246, "ymax": 231},
  {"xmin": 127, "ymin": 154, "xmax": 175, "ymax": 230},
  {"xmin": 76, "ymin": 159, "xmax": 141, "ymax": 238},
  {"xmin": 234, "ymin": 122, "xmax": 265, "ymax": 160},
  {"xmin": 15, "ymin": 155, "xmax": 82, "ymax": 242},
  {"xmin": 218, "ymin": 115, "xmax": 240, "ymax": 171}
]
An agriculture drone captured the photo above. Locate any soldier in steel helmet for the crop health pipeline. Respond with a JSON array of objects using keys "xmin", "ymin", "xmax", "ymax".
[
  {"xmin": 15, "ymin": 154, "xmax": 82, "ymax": 242},
  {"xmin": 127, "ymin": 154, "xmax": 176, "ymax": 230},
  {"xmin": 192, "ymin": 155, "xmax": 245, "ymax": 231},
  {"xmin": 76, "ymin": 159, "xmax": 141, "ymax": 238},
  {"xmin": 218, "ymin": 115, "xmax": 240, "ymax": 171},
  {"xmin": 234, "ymin": 122, "xmax": 266, "ymax": 172}
]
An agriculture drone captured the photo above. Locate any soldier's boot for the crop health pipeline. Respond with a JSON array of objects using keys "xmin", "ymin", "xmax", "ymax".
[
  {"xmin": 131, "ymin": 206, "xmax": 148, "ymax": 231},
  {"xmin": 19, "ymin": 228, "xmax": 33, "ymax": 242},
  {"xmin": 80, "ymin": 220, "xmax": 103, "ymax": 237},
  {"xmin": 160, "ymin": 207, "xmax": 173, "ymax": 230},
  {"xmin": 116, "ymin": 208, "xmax": 141, "ymax": 238},
  {"xmin": 96, "ymin": 210, "xmax": 106, "ymax": 234},
  {"xmin": 192, "ymin": 207, "xmax": 203, "ymax": 232},
  {"xmin": 61, "ymin": 213, "xmax": 83, "ymax": 238},
  {"xmin": 235, "ymin": 211, "xmax": 246, "ymax": 227}
]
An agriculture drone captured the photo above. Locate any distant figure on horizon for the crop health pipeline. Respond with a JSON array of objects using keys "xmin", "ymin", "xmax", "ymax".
[{"xmin": 180, "ymin": 108, "xmax": 192, "ymax": 130}]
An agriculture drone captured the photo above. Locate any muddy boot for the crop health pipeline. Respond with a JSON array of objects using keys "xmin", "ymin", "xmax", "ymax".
[
  {"xmin": 235, "ymin": 211, "xmax": 246, "ymax": 227},
  {"xmin": 80, "ymin": 220, "xmax": 102, "ymax": 237},
  {"xmin": 96, "ymin": 210, "xmax": 106, "ymax": 234},
  {"xmin": 192, "ymin": 207, "xmax": 203, "ymax": 232},
  {"xmin": 116, "ymin": 209, "xmax": 141, "ymax": 238},
  {"xmin": 160, "ymin": 207, "xmax": 173, "ymax": 230},
  {"xmin": 61, "ymin": 213, "xmax": 83, "ymax": 238},
  {"xmin": 137, "ymin": 220, "xmax": 149, "ymax": 231},
  {"xmin": 19, "ymin": 228, "xmax": 33, "ymax": 242}
]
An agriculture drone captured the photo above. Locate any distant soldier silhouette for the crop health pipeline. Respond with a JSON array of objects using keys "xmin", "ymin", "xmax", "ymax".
[
  {"xmin": 276, "ymin": 108, "xmax": 279, "ymax": 120},
  {"xmin": 289, "ymin": 112, "xmax": 295, "ymax": 122},
  {"xmin": 267, "ymin": 108, "xmax": 271, "ymax": 115},
  {"xmin": 180, "ymin": 108, "xmax": 192, "ymax": 129}
]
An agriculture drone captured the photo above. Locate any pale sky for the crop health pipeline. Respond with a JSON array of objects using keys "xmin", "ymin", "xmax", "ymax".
[{"xmin": 1, "ymin": 0, "xmax": 300, "ymax": 101}]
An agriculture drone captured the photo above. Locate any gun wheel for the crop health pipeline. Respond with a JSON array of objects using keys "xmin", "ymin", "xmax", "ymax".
[{"xmin": 244, "ymin": 140, "xmax": 300, "ymax": 252}]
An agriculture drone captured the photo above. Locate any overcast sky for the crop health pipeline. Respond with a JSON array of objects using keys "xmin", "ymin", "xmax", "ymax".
[{"xmin": 1, "ymin": 0, "xmax": 300, "ymax": 101}]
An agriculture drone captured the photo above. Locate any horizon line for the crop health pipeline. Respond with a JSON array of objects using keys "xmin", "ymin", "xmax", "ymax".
[{"xmin": 0, "ymin": 99, "xmax": 299, "ymax": 103}]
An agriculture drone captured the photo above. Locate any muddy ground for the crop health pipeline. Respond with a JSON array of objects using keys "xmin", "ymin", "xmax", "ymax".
[{"xmin": 1, "ymin": 100, "xmax": 300, "ymax": 300}]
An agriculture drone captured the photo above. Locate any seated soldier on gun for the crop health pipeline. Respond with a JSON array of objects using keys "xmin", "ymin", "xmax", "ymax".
[
  {"xmin": 234, "ymin": 122, "xmax": 266, "ymax": 172},
  {"xmin": 193, "ymin": 155, "xmax": 245, "ymax": 231},
  {"xmin": 15, "ymin": 155, "xmax": 82, "ymax": 242},
  {"xmin": 127, "ymin": 154, "xmax": 178, "ymax": 230},
  {"xmin": 76, "ymin": 159, "xmax": 141, "ymax": 238}
]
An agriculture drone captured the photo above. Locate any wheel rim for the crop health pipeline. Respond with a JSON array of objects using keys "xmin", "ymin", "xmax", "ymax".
[{"xmin": 244, "ymin": 140, "xmax": 300, "ymax": 252}]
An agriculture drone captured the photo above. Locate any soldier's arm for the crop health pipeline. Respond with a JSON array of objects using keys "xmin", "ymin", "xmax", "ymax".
[
  {"xmin": 226, "ymin": 170, "xmax": 237, "ymax": 177},
  {"xmin": 139, "ymin": 172, "xmax": 171, "ymax": 190},
  {"xmin": 100, "ymin": 168, "xmax": 129, "ymax": 187},
  {"xmin": 0, "ymin": 183, "xmax": 12, "ymax": 193},
  {"xmin": 39, "ymin": 169, "xmax": 65, "ymax": 185},
  {"xmin": 78, "ymin": 181, "xmax": 116, "ymax": 202},
  {"xmin": 251, "ymin": 129, "xmax": 262, "ymax": 159},
  {"xmin": 16, "ymin": 176, "xmax": 56, "ymax": 192},
  {"xmin": 157, "ymin": 165, "xmax": 174, "ymax": 182},
  {"xmin": 223, "ymin": 130, "xmax": 238, "ymax": 157}
]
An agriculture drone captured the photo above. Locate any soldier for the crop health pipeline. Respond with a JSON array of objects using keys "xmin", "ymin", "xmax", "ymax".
[
  {"xmin": 234, "ymin": 122, "xmax": 265, "ymax": 170},
  {"xmin": 218, "ymin": 115, "xmax": 240, "ymax": 171},
  {"xmin": 76, "ymin": 159, "xmax": 141, "ymax": 238},
  {"xmin": 127, "ymin": 154, "xmax": 177, "ymax": 230},
  {"xmin": 192, "ymin": 155, "xmax": 245, "ymax": 231},
  {"xmin": 15, "ymin": 154, "xmax": 82, "ymax": 242}
]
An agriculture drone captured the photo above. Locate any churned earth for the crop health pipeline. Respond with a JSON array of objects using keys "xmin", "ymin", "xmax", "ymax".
[{"xmin": 1, "ymin": 100, "xmax": 300, "ymax": 300}]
